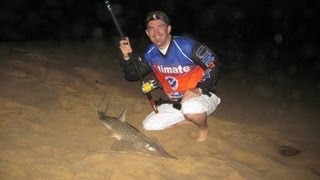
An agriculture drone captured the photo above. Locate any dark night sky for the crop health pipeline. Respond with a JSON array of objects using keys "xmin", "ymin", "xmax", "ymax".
[
  {"xmin": 0, "ymin": 0, "xmax": 318, "ymax": 41},
  {"xmin": 0, "ymin": 0, "xmax": 319, "ymax": 78}
]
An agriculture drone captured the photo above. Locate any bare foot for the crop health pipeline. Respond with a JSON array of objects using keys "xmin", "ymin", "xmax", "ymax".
[{"xmin": 197, "ymin": 127, "xmax": 208, "ymax": 142}]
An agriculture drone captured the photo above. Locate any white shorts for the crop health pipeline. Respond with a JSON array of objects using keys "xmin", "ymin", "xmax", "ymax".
[{"xmin": 143, "ymin": 93, "xmax": 221, "ymax": 130}]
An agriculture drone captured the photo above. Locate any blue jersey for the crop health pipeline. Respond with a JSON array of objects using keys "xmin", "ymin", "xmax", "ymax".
[{"xmin": 144, "ymin": 36, "xmax": 204, "ymax": 100}]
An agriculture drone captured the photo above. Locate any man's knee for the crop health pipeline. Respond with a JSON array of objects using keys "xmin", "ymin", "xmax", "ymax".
[
  {"xmin": 143, "ymin": 117, "xmax": 168, "ymax": 130},
  {"xmin": 143, "ymin": 119, "xmax": 158, "ymax": 130},
  {"xmin": 184, "ymin": 113, "xmax": 196, "ymax": 120},
  {"xmin": 184, "ymin": 112, "xmax": 207, "ymax": 121}
]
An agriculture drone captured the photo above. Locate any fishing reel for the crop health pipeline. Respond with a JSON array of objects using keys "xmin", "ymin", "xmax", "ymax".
[{"xmin": 141, "ymin": 79, "xmax": 159, "ymax": 94}]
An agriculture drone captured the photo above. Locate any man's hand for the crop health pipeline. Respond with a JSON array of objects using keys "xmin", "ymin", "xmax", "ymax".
[
  {"xmin": 181, "ymin": 88, "xmax": 202, "ymax": 103},
  {"xmin": 119, "ymin": 37, "xmax": 133, "ymax": 60}
]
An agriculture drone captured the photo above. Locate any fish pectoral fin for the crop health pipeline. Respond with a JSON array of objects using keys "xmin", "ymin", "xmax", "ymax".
[{"xmin": 111, "ymin": 140, "xmax": 134, "ymax": 152}]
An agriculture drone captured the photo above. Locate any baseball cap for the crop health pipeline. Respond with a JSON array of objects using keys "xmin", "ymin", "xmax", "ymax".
[{"xmin": 145, "ymin": 10, "xmax": 171, "ymax": 27}]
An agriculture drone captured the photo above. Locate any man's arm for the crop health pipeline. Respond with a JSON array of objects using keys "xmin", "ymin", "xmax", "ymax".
[
  {"xmin": 120, "ymin": 57, "xmax": 152, "ymax": 81},
  {"xmin": 191, "ymin": 43, "xmax": 221, "ymax": 95},
  {"xmin": 119, "ymin": 37, "xmax": 152, "ymax": 81}
]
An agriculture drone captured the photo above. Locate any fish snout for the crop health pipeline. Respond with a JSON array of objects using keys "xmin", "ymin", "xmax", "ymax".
[{"xmin": 146, "ymin": 143, "xmax": 178, "ymax": 159}]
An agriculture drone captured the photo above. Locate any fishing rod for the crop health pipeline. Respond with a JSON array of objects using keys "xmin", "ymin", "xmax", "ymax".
[{"xmin": 104, "ymin": 0, "xmax": 158, "ymax": 113}]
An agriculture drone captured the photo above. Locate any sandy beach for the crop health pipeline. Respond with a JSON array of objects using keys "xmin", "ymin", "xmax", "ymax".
[{"xmin": 0, "ymin": 40, "xmax": 319, "ymax": 179}]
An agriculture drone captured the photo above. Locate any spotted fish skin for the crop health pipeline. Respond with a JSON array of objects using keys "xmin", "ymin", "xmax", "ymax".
[{"xmin": 98, "ymin": 109, "xmax": 177, "ymax": 159}]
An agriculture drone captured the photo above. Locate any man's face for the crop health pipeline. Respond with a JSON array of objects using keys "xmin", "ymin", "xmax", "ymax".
[{"xmin": 145, "ymin": 19, "xmax": 171, "ymax": 49}]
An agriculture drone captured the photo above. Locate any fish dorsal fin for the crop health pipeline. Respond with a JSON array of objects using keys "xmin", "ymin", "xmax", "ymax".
[{"xmin": 118, "ymin": 106, "xmax": 126, "ymax": 122}]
